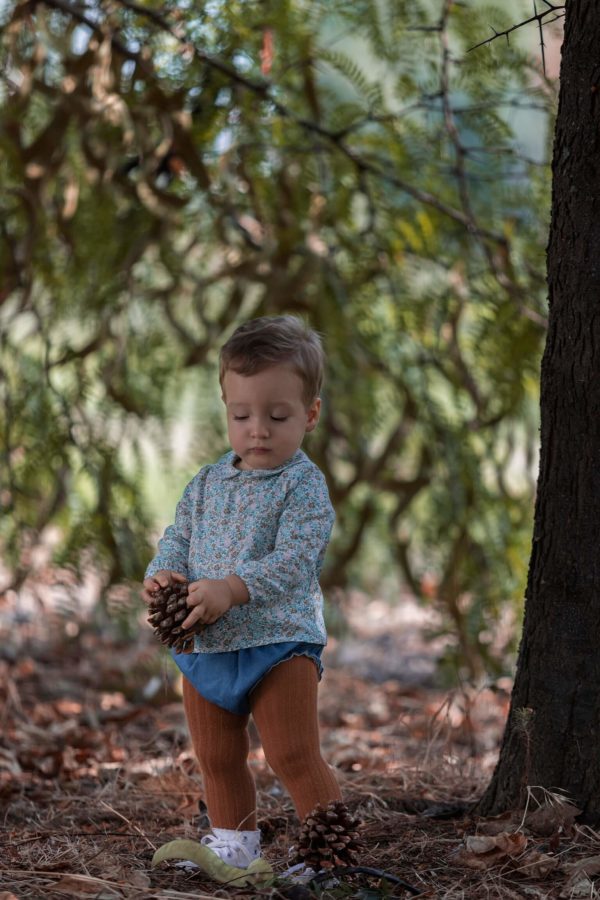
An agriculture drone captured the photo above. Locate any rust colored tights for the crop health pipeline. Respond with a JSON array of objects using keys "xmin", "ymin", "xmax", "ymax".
[{"xmin": 182, "ymin": 655, "xmax": 342, "ymax": 829}]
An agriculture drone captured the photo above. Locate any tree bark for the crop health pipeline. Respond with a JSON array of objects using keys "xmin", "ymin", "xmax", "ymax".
[{"xmin": 478, "ymin": 1, "xmax": 600, "ymax": 822}]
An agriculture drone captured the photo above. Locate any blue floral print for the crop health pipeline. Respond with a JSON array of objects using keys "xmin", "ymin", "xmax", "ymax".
[{"xmin": 145, "ymin": 450, "xmax": 335, "ymax": 652}]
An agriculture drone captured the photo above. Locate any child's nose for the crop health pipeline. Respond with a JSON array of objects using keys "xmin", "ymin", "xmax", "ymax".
[{"xmin": 251, "ymin": 417, "xmax": 270, "ymax": 437}]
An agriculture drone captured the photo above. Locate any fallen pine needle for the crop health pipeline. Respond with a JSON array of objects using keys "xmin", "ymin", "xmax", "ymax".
[{"xmin": 99, "ymin": 800, "xmax": 158, "ymax": 851}]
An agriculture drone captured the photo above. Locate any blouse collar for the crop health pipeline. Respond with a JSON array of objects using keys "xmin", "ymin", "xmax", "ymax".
[{"xmin": 216, "ymin": 449, "xmax": 306, "ymax": 480}]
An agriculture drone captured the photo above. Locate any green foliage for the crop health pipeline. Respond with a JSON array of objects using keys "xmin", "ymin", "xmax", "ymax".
[{"xmin": 0, "ymin": 0, "xmax": 553, "ymax": 676}]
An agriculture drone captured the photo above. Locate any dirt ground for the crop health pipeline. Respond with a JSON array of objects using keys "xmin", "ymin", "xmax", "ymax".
[{"xmin": 1, "ymin": 589, "xmax": 599, "ymax": 899}]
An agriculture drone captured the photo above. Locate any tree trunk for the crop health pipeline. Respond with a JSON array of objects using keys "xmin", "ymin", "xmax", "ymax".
[{"xmin": 477, "ymin": 1, "xmax": 600, "ymax": 823}]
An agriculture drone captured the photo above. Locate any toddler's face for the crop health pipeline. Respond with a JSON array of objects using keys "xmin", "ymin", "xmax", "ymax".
[{"xmin": 222, "ymin": 365, "xmax": 320, "ymax": 470}]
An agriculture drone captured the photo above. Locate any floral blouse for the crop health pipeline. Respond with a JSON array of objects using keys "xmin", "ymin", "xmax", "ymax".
[{"xmin": 145, "ymin": 450, "xmax": 335, "ymax": 652}]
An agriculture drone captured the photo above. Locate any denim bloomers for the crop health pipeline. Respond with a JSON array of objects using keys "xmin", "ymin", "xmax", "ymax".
[{"xmin": 172, "ymin": 642, "xmax": 324, "ymax": 715}]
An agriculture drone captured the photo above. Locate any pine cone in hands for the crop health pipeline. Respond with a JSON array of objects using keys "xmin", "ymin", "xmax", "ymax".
[
  {"xmin": 147, "ymin": 581, "xmax": 203, "ymax": 652},
  {"xmin": 293, "ymin": 801, "xmax": 364, "ymax": 871}
]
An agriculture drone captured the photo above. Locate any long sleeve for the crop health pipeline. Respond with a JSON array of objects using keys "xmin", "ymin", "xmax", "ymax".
[
  {"xmin": 145, "ymin": 477, "xmax": 195, "ymax": 579},
  {"xmin": 144, "ymin": 451, "xmax": 333, "ymax": 651},
  {"xmin": 234, "ymin": 468, "xmax": 334, "ymax": 604}
]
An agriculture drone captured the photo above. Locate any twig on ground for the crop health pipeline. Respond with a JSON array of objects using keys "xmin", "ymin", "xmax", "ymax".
[
  {"xmin": 99, "ymin": 800, "xmax": 158, "ymax": 851},
  {"xmin": 313, "ymin": 864, "xmax": 425, "ymax": 894}
]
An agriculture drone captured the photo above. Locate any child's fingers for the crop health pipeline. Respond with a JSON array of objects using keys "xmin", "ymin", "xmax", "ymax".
[
  {"xmin": 182, "ymin": 606, "xmax": 204, "ymax": 629},
  {"xmin": 141, "ymin": 577, "xmax": 161, "ymax": 603},
  {"xmin": 142, "ymin": 571, "xmax": 186, "ymax": 604},
  {"xmin": 186, "ymin": 588, "xmax": 202, "ymax": 607},
  {"xmin": 149, "ymin": 570, "xmax": 186, "ymax": 588},
  {"xmin": 150, "ymin": 572, "xmax": 169, "ymax": 589}
]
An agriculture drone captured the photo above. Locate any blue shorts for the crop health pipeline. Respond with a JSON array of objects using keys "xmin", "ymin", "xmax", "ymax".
[{"xmin": 171, "ymin": 642, "xmax": 324, "ymax": 715}]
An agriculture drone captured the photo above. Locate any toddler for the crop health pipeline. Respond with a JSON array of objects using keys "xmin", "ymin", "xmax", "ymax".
[{"xmin": 143, "ymin": 315, "xmax": 343, "ymax": 873}]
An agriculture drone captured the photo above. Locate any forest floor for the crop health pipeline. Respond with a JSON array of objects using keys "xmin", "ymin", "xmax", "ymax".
[{"xmin": 1, "ymin": 589, "xmax": 599, "ymax": 899}]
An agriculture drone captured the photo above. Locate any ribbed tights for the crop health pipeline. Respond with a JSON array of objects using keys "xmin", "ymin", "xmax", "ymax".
[{"xmin": 182, "ymin": 655, "xmax": 342, "ymax": 829}]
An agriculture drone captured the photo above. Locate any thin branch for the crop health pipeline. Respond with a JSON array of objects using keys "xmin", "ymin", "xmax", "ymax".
[
  {"xmin": 440, "ymin": 0, "xmax": 475, "ymax": 228},
  {"xmin": 535, "ymin": 1, "xmax": 547, "ymax": 76},
  {"xmin": 98, "ymin": 801, "xmax": 157, "ymax": 851},
  {"xmin": 54, "ymin": 0, "xmax": 506, "ymax": 246},
  {"xmin": 28, "ymin": 0, "xmax": 543, "ymax": 300},
  {"xmin": 314, "ymin": 865, "xmax": 424, "ymax": 895},
  {"xmin": 468, "ymin": 4, "xmax": 565, "ymax": 52}
]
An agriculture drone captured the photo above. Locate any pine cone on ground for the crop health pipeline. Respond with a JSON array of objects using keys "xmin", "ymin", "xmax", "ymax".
[
  {"xmin": 292, "ymin": 801, "xmax": 364, "ymax": 870},
  {"xmin": 147, "ymin": 581, "xmax": 203, "ymax": 652}
]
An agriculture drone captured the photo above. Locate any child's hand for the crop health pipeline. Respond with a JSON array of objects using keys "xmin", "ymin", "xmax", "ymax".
[
  {"xmin": 183, "ymin": 578, "xmax": 235, "ymax": 629},
  {"xmin": 142, "ymin": 570, "xmax": 187, "ymax": 605}
]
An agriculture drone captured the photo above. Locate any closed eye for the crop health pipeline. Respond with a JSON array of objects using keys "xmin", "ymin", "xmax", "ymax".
[
  {"xmin": 271, "ymin": 416, "xmax": 288, "ymax": 421},
  {"xmin": 233, "ymin": 415, "xmax": 249, "ymax": 420}
]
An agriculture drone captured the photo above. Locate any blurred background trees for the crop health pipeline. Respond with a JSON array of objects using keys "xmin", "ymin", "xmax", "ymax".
[{"xmin": 0, "ymin": 0, "xmax": 558, "ymax": 676}]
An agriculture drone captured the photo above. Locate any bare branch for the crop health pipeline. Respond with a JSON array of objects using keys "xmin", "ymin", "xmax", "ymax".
[
  {"xmin": 39, "ymin": 0, "xmax": 507, "ymax": 247},
  {"xmin": 468, "ymin": 4, "xmax": 565, "ymax": 52}
]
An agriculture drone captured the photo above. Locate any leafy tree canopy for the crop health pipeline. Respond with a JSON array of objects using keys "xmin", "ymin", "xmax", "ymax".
[{"xmin": 0, "ymin": 0, "xmax": 554, "ymax": 674}]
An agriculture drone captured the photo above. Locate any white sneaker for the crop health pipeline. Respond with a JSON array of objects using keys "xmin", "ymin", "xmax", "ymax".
[
  {"xmin": 175, "ymin": 828, "xmax": 261, "ymax": 872},
  {"xmin": 188, "ymin": 828, "xmax": 260, "ymax": 868}
]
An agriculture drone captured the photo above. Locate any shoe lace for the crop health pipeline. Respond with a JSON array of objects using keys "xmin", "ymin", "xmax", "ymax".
[{"xmin": 200, "ymin": 833, "xmax": 256, "ymax": 865}]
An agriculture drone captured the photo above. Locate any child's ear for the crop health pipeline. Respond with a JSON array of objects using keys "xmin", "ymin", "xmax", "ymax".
[{"xmin": 305, "ymin": 397, "xmax": 321, "ymax": 432}]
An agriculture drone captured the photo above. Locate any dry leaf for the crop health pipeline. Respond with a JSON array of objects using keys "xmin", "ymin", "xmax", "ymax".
[
  {"xmin": 457, "ymin": 832, "xmax": 560, "ymax": 880},
  {"xmin": 454, "ymin": 849, "xmax": 498, "ymax": 871},
  {"xmin": 53, "ymin": 875, "xmax": 118, "ymax": 897},
  {"xmin": 563, "ymin": 855, "xmax": 600, "ymax": 878},
  {"xmin": 560, "ymin": 876, "xmax": 594, "ymax": 899},
  {"xmin": 526, "ymin": 801, "xmax": 581, "ymax": 836},
  {"xmin": 561, "ymin": 855, "xmax": 600, "ymax": 896},
  {"xmin": 125, "ymin": 870, "xmax": 151, "ymax": 889},
  {"xmin": 514, "ymin": 849, "xmax": 560, "ymax": 878},
  {"xmin": 455, "ymin": 831, "xmax": 527, "ymax": 870},
  {"xmin": 466, "ymin": 832, "xmax": 527, "ymax": 857},
  {"xmin": 87, "ymin": 849, "xmax": 125, "ymax": 881},
  {"xmin": 477, "ymin": 811, "xmax": 521, "ymax": 835}
]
